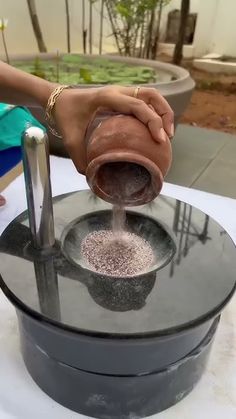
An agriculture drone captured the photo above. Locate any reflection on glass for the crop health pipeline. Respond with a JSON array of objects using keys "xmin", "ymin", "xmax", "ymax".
[
  {"xmin": 170, "ymin": 200, "xmax": 211, "ymax": 277},
  {"xmin": 0, "ymin": 220, "xmax": 157, "ymax": 313},
  {"xmin": 34, "ymin": 259, "xmax": 61, "ymax": 320}
]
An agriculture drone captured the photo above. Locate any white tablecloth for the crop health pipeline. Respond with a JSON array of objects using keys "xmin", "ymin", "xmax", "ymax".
[{"xmin": 0, "ymin": 156, "xmax": 235, "ymax": 419}]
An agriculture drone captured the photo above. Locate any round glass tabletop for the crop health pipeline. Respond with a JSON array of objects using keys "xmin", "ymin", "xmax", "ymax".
[{"xmin": 0, "ymin": 191, "xmax": 235, "ymax": 337}]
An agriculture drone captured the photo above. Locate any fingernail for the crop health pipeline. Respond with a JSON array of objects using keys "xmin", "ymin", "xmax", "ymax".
[
  {"xmin": 170, "ymin": 123, "xmax": 174, "ymax": 138},
  {"xmin": 159, "ymin": 128, "xmax": 166, "ymax": 142}
]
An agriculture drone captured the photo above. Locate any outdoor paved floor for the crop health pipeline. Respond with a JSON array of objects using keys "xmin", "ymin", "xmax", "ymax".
[{"xmin": 166, "ymin": 124, "xmax": 236, "ymax": 199}]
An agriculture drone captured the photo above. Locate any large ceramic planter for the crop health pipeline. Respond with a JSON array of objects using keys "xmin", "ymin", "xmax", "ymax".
[{"xmin": 25, "ymin": 54, "xmax": 195, "ymax": 157}]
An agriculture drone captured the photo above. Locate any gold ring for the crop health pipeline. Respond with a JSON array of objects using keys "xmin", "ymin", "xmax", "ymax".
[{"xmin": 133, "ymin": 86, "xmax": 141, "ymax": 99}]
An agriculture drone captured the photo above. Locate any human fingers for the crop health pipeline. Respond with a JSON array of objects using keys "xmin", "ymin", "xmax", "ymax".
[
  {"xmin": 116, "ymin": 86, "xmax": 174, "ymax": 138},
  {"xmin": 95, "ymin": 87, "xmax": 166, "ymax": 143}
]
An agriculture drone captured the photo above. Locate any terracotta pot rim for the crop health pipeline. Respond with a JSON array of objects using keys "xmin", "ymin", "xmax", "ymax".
[{"xmin": 86, "ymin": 151, "xmax": 163, "ymax": 206}]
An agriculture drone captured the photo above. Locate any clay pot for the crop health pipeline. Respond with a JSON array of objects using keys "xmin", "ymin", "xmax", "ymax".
[{"xmin": 85, "ymin": 113, "xmax": 172, "ymax": 206}]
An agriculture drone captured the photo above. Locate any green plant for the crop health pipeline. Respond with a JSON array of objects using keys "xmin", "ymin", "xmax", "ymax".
[
  {"xmin": 79, "ymin": 68, "xmax": 93, "ymax": 83},
  {"xmin": 62, "ymin": 54, "xmax": 85, "ymax": 63},
  {"xmin": 14, "ymin": 55, "xmax": 165, "ymax": 85},
  {"xmin": 105, "ymin": 0, "xmax": 171, "ymax": 58},
  {"xmin": 48, "ymin": 65, "xmax": 57, "ymax": 82},
  {"xmin": 30, "ymin": 56, "xmax": 46, "ymax": 79},
  {"xmin": 55, "ymin": 49, "xmax": 60, "ymax": 82}
]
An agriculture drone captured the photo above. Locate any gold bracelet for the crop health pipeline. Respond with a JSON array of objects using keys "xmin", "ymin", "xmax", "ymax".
[{"xmin": 45, "ymin": 85, "xmax": 70, "ymax": 138}]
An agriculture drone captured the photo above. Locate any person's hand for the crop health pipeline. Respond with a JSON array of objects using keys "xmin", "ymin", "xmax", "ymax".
[{"xmin": 53, "ymin": 85, "xmax": 174, "ymax": 173}]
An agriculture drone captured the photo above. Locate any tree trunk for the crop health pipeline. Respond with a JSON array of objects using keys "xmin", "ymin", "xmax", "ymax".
[
  {"xmin": 89, "ymin": 0, "xmax": 93, "ymax": 54},
  {"xmin": 26, "ymin": 0, "xmax": 47, "ymax": 52},
  {"xmin": 105, "ymin": 0, "xmax": 123, "ymax": 55},
  {"xmin": 99, "ymin": 0, "xmax": 104, "ymax": 54},
  {"xmin": 151, "ymin": 0, "xmax": 164, "ymax": 59},
  {"xmin": 141, "ymin": 10, "xmax": 149, "ymax": 58},
  {"xmin": 132, "ymin": 24, "xmax": 139, "ymax": 56},
  {"xmin": 65, "ymin": 0, "xmax": 71, "ymax": 53},
  {"xmin": 145, "ymin": 9, "xmax": 155, "ymax": 59},
  {"xmin": 124, "ymin": 21, "xmax": 131, "ymax": 56},
  {"xmin": 138, "ymin": 20, "xmax": 145, "ymax": 57},
  {"xmin": 172, "ymin": 0, "xmax": 190, "ymax": 65},
  {"xmin": 82, "ymin": 0, "xmax": 87, "ymax": 54}
]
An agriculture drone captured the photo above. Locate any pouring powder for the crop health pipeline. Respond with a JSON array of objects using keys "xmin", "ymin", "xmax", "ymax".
[{"xmin": 81, "ymin": 230, "xmax": 154, "ymax": 277}]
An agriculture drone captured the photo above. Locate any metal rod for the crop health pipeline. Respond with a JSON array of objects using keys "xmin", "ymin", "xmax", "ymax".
[
  {"xmin": 21, "ymin": 127, "xmax": 55, "ymax": 250},
  {"xmin": 173, "ymin": 200, "xmax": 181, "ymax": 233},
  {"xmin": 183, "ymin": 205, "xmax": 192, "ymax": 256},
  {"xmin": 169, "ymin": 199, "xmax": 181, "ymax": 277},
  {"xmin": 199, "ymin": 214, "xmax": 210, "ymax": 244},
  {"xmin": 34, "ymin": 259, "xmax": 61, "ymax": 320},
  {"xmin": 177, "ymin": 202, "xmax": 187, "ymax": 265}
]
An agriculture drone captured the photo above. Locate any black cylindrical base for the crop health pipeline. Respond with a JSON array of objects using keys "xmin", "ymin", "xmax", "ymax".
[
  {"xmin": 17, "ymin": 309, "xmax": 214, "ymax": 376},
  {"xmin": 19, "ymin": 316, "xmax": 219, "ymax": 419}
]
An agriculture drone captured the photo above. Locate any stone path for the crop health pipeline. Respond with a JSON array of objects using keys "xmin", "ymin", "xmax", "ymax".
[{"xmin": 166, "ymin": 124, "xmax": 236, "ymax": 199}]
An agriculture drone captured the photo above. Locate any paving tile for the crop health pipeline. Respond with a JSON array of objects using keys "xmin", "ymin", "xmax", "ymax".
[
  {"xmin": 192, "ymin": 158, "xmax": 236, "ymax": 199},
  {"xmin": 167, "ymin": 124, "xmax": 236, "ymax": 196},
  {"xmin": 215, "ymin": 139, "xmax": 236, "ymax": 164},
  {"xmin": 172, "ymin": 125, "xmax": 229, "ymax": 159},
  {"xmin": 165, "ymin": 148, "xmax": 210, "ymax": 187}
]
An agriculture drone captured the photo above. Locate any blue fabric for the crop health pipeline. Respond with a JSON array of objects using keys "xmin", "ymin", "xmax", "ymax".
[
  {"xmin": 0, "ymin": 103, "xmax": 45, "ymax": 151},
  {"xmin": 0, "ymin": 147, "xmax": 22, "ymax": 176},
  {"xmin": 0, "ymin": 103, "xmax": 46, "ymax": 176}
]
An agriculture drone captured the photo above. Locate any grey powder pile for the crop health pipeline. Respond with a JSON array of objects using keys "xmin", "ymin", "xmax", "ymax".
[{"xmin": 81, "ymin": 230, "xmax": 154, "ymax": 277}]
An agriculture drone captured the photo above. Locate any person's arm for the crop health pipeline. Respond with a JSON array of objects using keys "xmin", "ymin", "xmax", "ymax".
[
  {"xmin": 0, "ymin": 60, "xmax": 54, "ymax": 106},
  {"xmin": 0, "ymin": 61, "xmax": 174, "ymax": 173}
]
